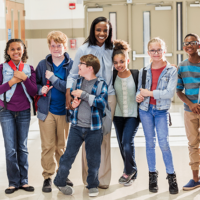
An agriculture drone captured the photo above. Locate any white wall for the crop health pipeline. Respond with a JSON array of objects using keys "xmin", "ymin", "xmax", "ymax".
[
  {"xmin": 0, "ymin": 0, "xmax": 6, "ymax": 64},
  {"xmin": 24, "ymin": 0, "xmax": 85, "ymax": 68},
  {"xmin": 25, "ymin": 0, "xmax": 84, "ymax": 20}
]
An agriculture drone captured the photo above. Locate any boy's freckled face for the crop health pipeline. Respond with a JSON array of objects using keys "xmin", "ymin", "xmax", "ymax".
[
  {"xmin": 183, "ymin": 36, "xmax": 199, "ymax": 55},
  {"xmin": 49, "ymin": 39, "xmax": 66, "ymax": 58}
]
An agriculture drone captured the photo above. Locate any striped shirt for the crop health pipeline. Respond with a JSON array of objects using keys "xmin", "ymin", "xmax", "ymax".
[{"xmin": 176, "ymin": 59, "xmax": 200, "ymax": 112}]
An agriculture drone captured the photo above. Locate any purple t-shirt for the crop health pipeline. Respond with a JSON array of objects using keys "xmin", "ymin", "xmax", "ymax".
[{"xmin": 0, "ymin": 63, "xmax": 37, "ymax": 111}]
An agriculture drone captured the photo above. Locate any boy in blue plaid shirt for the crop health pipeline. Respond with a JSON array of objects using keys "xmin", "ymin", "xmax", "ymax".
[{"xmin": 54, "ymin": 54, "xmax": 108, "ymax": 197}]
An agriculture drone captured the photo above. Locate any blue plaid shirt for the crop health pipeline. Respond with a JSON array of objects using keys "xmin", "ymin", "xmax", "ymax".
[{"xmin": 69, "ymin": 77, "xmax": 108, "ymax": 130}]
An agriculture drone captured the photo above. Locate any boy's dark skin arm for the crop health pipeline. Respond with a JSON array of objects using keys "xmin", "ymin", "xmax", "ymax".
[
  {"xmin": 177, "ymin": 91, "xmax": 200, "ymax": 114},
  {"xmin": 66, "ymin": 88, "xmax": 74, "ymax": 110}
]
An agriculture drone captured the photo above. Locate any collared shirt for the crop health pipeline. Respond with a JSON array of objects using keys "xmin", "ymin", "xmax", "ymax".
[
  {"xmin": 66, "ymin": 42, "xmax": 115, "ymax": 95},
  {"xmin": 69, "ymin": 77, "xmax": 108, "ymax": 131}
]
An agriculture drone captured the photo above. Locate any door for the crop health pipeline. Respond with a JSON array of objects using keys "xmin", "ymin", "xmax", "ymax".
[
  {"xmin": 6, "ymin": 0, "xmax": 25, "ymax": 42},
  {"xmin": 132, "ymin": 2, "xmax": 174, "ymax": 70}
]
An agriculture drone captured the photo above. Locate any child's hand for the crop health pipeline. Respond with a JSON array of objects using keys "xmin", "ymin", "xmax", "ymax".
[
  {"xmin": 72, "ymin": 97, "xmax": 81, "ymax": 108},
  {"xmin": 136, "ymin": 94, "xmax": 144, "ymax": 103},
  {"xmin": 14, "ymin": 71, "xmax": 27, "ymax": 81},
  {"xmin": 8, "ymin": 76, "xmax": 22, "ymax": 87},
  {"xmin": 45, "ymin": 70, "xmax": 54, "ymax": 80},
  {"xmin": 140, "ymin": 88, "xmax": 151, "ymax": 97},
  {"xmin": 71, "ymin": 89, "xmax": 83, "ymax": 98},
  {"xmin": 41, "ymin": 85, "xmax": 53, "ymax": 95},
  {"xmin": 189, "ymin": 103, "xmax": 200, "ymax": 114}
]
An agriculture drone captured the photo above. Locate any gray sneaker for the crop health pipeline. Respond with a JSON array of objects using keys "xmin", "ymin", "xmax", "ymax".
[
  {"xmin": 56, "ymin": 185, "xmax": 74, "ymax": 195},
  {"xmin": 88, "ymin": 188, "xmax": 99, "ymax": 197},
  {"xmin": 119, "ymin": 172, "xmax": 136, "ymax": 185},
  {"xmin": 124, "ymin": 179, "xmax": 134, "ymax": 186}
]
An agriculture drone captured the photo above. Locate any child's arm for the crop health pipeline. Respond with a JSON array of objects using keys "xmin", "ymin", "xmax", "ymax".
[
  {"xmin": 48, "ymin": 59, "xmax": 73, "ymax": 93},
  {"xmin": 141, "ymin": 67, "xmax": 177, "ymax": 99},
  {"xmin": 71, "ymin": 82, "xmax": 108, "ymax": 111},
  {"xmin": 176, "ymin": 67, "xmax": 200, "ymax": 114},
  {"xmin": 136, "ymin": 68, "xmax": 145, "ymax": 103}
]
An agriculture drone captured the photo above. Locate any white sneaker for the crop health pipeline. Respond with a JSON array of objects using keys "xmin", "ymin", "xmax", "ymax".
[
  {"xmin": 56, "ymin": 185, "xmax": 74, "ymax": 195},
  {"xmin": 88, "ymin": 188, "xmax": 99, "ymax": 197}
]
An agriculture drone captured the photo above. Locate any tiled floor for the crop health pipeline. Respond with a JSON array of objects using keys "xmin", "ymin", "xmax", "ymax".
[{"xmin": 0, "ymin": 104, "xmax": 200, "ymax": 200}]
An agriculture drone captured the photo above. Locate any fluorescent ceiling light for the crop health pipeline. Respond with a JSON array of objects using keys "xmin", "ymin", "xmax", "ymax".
[
  {"xmin": 190, "ymin": 3, "xmax": 200, "ymax": 7},
  {"xmin": 155, "ymin": 6, "xmax": 171, "ymax": 10},
  {"xmin": 87, "ymin": 7, "xmax": 103, "ymax": 12}
]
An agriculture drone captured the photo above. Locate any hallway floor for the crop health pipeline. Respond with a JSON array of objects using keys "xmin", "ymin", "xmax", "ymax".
[{"xmin": 0, "ymin": 103, "xmax": 200, "ymax": 200}]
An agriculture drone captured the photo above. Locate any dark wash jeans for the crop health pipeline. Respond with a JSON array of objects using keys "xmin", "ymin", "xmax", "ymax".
[
  {"xmin": 54, "ymin": 125, "xmax": 102, "ymax": 189},
  {"xmin": 113, "ymin": 117, "xmax": 139, "ymax": 176},
  {"xmin": 0, "ymin": 108, "xmax": 31, "ymax": 187}
]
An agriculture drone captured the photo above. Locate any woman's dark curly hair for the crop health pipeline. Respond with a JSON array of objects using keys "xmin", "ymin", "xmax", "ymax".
[
  {"xmin": 84, "ymin": 16, "xmax": 113, "ymax": 50},
  {"xmin": 4, "ymin": 39, "xmax": 28, "ymax": 63}
]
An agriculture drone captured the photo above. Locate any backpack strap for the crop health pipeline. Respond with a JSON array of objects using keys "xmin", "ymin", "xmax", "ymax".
[
  {"xmin": 130, "ymin": 69, "xmax": 139, "ymax": 89},
  {"xmin": 96, "ymin": 80, "xmax": 104, "ymax": 96},
  {"xmin": 112, "ymin": 69, "xmax": 118, "ymax": 86},
  {"xmin": 142, "ymin": 67, "xmax": 147, "ymax": 89}
]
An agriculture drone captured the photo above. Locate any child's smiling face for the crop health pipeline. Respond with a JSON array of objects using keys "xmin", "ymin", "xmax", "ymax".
[
  {"xmin": 49, "ymin": 39, "xmax": 66, "ymax": 58},
  {"xmin": 183, "ymin": 36, "xmax": 200, "ymax": 56},
  {"xmin": 113, "ymin": 54, "xmax": 129, "ymax": 73},
  {"xmin": 7, "ymin": 42, "xmax": 24, "ymax": 65}
]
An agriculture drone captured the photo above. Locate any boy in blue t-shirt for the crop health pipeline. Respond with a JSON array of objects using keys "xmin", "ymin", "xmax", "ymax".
[
  {"xmin": 177, "ymin": 33, "xmax": 200, "ymax": 191},
  {"xmin": 36, "ymin": 31, "xmax": 73, "ymax": 193}
]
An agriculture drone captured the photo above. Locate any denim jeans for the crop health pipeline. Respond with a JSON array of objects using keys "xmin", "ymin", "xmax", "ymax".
[
  {"xmin": 113, "ymin": 117, "xmax": 139, "ymax": 176},
  {"xmin": 54, "ymin": 125, "xmax": 102, "ymax": 189},
  {"xmin": 0, "ymin": 108, "xmax": 31, "ymax": 187},
  {"xmin": 139, "ymin": 104, "xmax": 174, "ymax": 174}
]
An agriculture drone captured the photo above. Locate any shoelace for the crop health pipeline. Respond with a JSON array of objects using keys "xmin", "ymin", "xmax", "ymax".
[
  {"xmin": 150, "ymin": 174, "xmax": 157, "ymax": 184},
  {"xmin": 167, "ymin": 175, "xmax": 177, "ymax": 187}
]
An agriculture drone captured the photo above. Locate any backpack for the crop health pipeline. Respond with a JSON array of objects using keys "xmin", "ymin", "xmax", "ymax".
[
  {"xmin": 33, "ymin": 60, "xmax": 52, "ymax": 115},
  {"xmin": 71, "ymin": 78, "xmax": 112, "ymax": 135},
  {"xmin": 141, "ymin": 67, "xmax": 172, "ymax": 126}
]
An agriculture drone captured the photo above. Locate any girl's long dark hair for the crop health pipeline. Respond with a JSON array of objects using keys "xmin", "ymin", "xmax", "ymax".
[
  {"xmin": 4, "ymin": 39, "xmax": 28, "ymax": 63},
  {"xmin": 84, "ymin": 16, "xmax": 113, "ymax": 50}
]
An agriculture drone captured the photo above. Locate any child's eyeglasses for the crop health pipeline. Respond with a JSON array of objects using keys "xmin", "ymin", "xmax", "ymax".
[
  {"xmin": 50, "ymin": 45, "xmax": 63, "ymax": 49},
  {"xmin": 79, "ymin": 62, "xmax": 88, "ymax": 66},
  {"xmin": 183, "ymin": 41, "xmax": 199, "ymax": 47},
  {"xmin": 148, "ymin": 49, "xmax": 163, "ymax": 54}
]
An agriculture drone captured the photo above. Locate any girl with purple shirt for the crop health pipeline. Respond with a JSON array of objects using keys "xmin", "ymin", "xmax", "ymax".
[{"xmin": 0, "ymin": 39, "xmax": 37, "ymax": 194}]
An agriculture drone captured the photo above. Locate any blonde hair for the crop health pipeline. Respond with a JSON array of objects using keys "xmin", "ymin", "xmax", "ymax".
[
  {"xmin": 47, "ymin": 31, "xmax": 68, "ymax": 48},
  {"xmin": 148, "ymin": 37, "xmax": 166, "ymax": 62}
]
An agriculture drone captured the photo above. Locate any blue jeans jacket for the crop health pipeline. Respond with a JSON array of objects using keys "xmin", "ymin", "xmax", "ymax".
[{"xmin": 136, "ymin": 61, "xmax": 177, "ymax": 111}]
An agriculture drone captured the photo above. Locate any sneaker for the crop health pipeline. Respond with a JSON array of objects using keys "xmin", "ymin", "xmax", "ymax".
[
  {"xmin": 88, "ymin": 188, "xmax": 99, "ymax": 197},
  {"xmin": 56, "ymin": 185, "xmax": 74, "ymax": 195},
  {"xmin": 149, "ymin": 171, "xmax": 158, "ymax": 193},
  {"xmin": 66, "ymin": 178, "xmax": 73, "ymax": 187},
  {"xmin": 124, "ymin": 179, "xmax": 134, "ymax": 186},
  {"xmin": 98, "ymin": 184, "xmax": 109, "ymax": 189},
  {"xmin": 42, "ymin": 178, "xmax": 52, "ymax": 193},
  {"xmin": 166, "ymin": 172, "xmax": 178, "ymax": 194},
  {"xmin": 183, "ymin": 179, "xmax": 200, "ymax": 191},
  {"xmin": 118, "ymin": 172, "xmax": 136, "ymax": 185}
]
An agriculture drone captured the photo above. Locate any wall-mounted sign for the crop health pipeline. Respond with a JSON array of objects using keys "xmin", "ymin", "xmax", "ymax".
[{"xmin": 69, "ymin": 3, "xmax": 76, "ymax": 10}]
